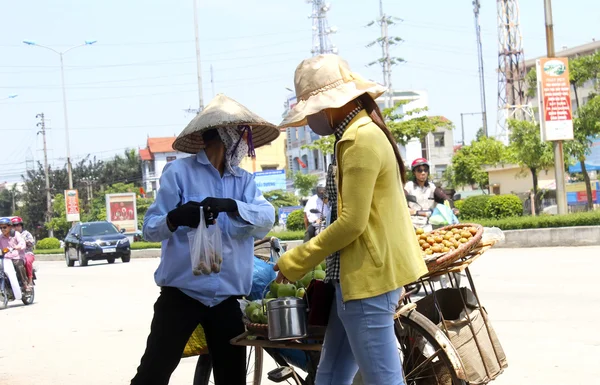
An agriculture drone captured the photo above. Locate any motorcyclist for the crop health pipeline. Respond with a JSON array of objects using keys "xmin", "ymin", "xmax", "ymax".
[
  {"xmin": 11, "ymin": 216, "xmax": 35, "ymax": 289},
  {"xmin": 0, "ymin": 217, "xmax": 28, "ymax": 298},
  {"xmin": 404, "ymin": 158, "xmax": 458, "ymax": 228},
  {"xmin": 303, "ymin": 185, "xmax": 329, "ymax": 242}
]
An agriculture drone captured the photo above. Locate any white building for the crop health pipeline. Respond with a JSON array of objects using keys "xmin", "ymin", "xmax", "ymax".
[
  {"xmin": 139, "ymin": 137, "xmax": 187, "ymax": 197},
  {"xmin": 377, "ymin": 90, "xmax": 455, "ymax": 183}
]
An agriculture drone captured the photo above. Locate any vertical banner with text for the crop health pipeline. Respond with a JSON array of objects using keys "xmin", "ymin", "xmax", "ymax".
[
  {"xmin": 536, "ymin": 57, "xmax": 574, "ymax": 141},
  {"xmin": 64, "ymin": 189, "xmax": 81, "ymax": 222}
]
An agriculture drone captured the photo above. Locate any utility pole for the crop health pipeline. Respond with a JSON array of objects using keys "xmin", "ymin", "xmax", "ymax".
[
  {"xmin": 460, "ymin": 112, "xmax": 485, "ymax": 145},
  {"xmin": 472, "ymin": 0, "xmax": 489, "ymax": 137},
  {"xmin": 193, "ymin": 0, "xmax": 204, "ymax": 113},
  {"xmin": 36, "ymin": 113, "xmax": 53, "ymax": 238},
  {"xmin": 543, "ymin": 0, "xmax": 567, "ymax": 215},
  {"xmin": 367, "ymin": 1, "xmax": 403, "ymax": 109}
]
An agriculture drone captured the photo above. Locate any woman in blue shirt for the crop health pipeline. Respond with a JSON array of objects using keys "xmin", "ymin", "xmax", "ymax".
[{"xmin": 131, "ymin": 94, "xmax": 277, "ymax": 385}]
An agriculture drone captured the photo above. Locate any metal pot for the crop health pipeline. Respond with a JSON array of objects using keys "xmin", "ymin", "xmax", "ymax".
[{"xmin": 267, "ymin": 297, "xmax": 308, "ymax": 341}]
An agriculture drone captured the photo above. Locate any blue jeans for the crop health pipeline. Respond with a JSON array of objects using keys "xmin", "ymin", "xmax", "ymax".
[{"xmin": 315, "ymin": 282, "xmax": 405, "ymax": 385}]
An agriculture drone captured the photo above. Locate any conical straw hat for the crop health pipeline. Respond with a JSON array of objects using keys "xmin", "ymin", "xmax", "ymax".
[{"xmin": 173, "ymin": 93, "xmax": 279, "ymax": 154}]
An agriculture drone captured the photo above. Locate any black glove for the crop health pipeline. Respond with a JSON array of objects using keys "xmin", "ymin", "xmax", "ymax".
[
  {"xmin": 167, "ymin": 201, "xmax": 202, "ymax": 229},
  {"xmin": 199, "ymin": 197, "xmax": 238, "ymax": 224}
]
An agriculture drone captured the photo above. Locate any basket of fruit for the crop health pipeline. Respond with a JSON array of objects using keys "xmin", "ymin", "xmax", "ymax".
[
  {"xmin": 415, "ymin": 223, "xmax": 484, "ymax": 273},
  {"xmin": 240, "ymin": 263, "xmax": 327, "ymax": 337}
]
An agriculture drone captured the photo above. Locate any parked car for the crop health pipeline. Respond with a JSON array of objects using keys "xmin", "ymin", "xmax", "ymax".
[{"xmin": 64, "ymin": 221, "xmax": 131, "ymax": 267}]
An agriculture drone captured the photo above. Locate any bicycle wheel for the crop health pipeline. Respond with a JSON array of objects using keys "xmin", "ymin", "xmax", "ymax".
[
  {"xmin": 396, "ymin": 312, "xmax": 467, "ymax": 385},
  {"xmin": 193, "ymin": 347, "xmax": 263, "ymax": 385}
]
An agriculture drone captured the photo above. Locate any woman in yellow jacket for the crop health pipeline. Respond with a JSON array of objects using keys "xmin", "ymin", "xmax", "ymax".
[{"xmin": 274, "ymin": 54, "xmax": 427, "ymax": 385}]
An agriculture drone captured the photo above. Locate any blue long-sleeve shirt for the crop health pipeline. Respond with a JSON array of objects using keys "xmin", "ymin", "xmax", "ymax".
[{"xmin": 143, "ymin": 150, "xmax": 275, "ymax": 307}]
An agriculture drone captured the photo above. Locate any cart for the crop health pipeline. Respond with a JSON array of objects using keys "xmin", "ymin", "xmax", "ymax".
[{"xmin": 196, "ymin": 225, "xmax": 508, "ymax": 384}]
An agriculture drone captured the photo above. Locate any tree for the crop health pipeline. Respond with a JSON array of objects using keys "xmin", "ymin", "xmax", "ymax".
[
  {"xmin": 45, "ymin": 193, "xmax": 71, "ymax": 240},
  {"xmin": 301, "ymin": 135, "xmax": 335, "ymax": 156},
  {"xmin": 508, "ymin": 119, "xmax": 554, "ymax": 213},
  {"xmin": 524, "ymin": 53, "xmax": 600, "ymax": 210},
  {"xmin": 449, "ymin": 136, "xmax": 509, "ymax": 190},
  {"xmin": 293, "ymin": 172, "xmax": 319, "ymax": 197},
  {"xmin": 565, "ymin": 94, "xmax": 600, "ymax": 209},
  {"xmin": 383, "ymin": 101, "xmax": 454, "ymax": 146},
  {"xmin": 263, "ymin": 189, "xmax": 299, "ymax": 223}
]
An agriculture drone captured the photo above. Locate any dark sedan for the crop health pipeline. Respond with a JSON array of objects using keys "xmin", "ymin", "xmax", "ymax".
[{"xmin": 64, "ymin": 221, "xmax": 132, "ymax": 267}]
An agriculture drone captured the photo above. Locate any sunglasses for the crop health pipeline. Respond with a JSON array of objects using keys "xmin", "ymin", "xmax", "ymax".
[
  {"xmin": 0, "ymin": 226, "xmax": 10, "ymax": 230},
  {"xmin": 414, "ymin": 167, "xmax": 429, "ymax": 173}
]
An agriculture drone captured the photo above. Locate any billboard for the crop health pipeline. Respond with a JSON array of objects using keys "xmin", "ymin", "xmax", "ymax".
[
  {"xmin": 278, "ymin": 206, "xmax": 303, "ymax": 226},
  {"xmin": 254, "ymin": 170, "xmax": 286, "ymax": 192},
  {"xmin": 105, "ymin": 193, "xmax": 138, "ymax": 233},
  {"xmin": 536, "ymin": 57, "xmax": 574, "ymax": 141},
  {"xmin": 65, "ymin": 189, "xmax": 81, "ymax": 222}
]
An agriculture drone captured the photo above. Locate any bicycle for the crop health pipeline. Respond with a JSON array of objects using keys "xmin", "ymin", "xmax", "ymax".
[{"xmin": 193, "ymin": 236, "xmax": 477, "ymax": 385}]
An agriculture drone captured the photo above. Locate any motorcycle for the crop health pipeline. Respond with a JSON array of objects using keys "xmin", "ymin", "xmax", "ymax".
[{"xmin": 0, "ymin": 248, "xmax": 35, "ymax": 308}]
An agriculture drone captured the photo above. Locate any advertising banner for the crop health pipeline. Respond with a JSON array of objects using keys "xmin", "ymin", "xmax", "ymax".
[
  {"xmin": 536, "ymin": 57, "xmax": 574, "ymax": 141},
  {"xmin": 65, "ymin": 189, "xmax": 81, "ymax": 222},
  {"xmin": 254, "ymin": 170, "xmax": 287, "ymax": 192},
  {"xmin": 105, "ymin": 193, "xmax": 138, "ymax": 233},
  {"xmin": 278, "ymin": 206, "xmax": 303, "ymax": 226}
]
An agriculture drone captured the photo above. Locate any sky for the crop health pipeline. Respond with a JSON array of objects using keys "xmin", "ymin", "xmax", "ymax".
[{"xmin": 0, "ymin": 0, "xmax": 598, "ymax": 183}]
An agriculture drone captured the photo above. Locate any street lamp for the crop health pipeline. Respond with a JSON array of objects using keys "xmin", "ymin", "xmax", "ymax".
[{"xmin": 23, "ymin": 40, "xmax": 97, "ymax": 190}]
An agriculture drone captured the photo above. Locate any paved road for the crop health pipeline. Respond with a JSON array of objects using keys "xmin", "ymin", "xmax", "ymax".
[{"xmin": 1, "ymin": 246, "xmax": 599, "ymax": 384}]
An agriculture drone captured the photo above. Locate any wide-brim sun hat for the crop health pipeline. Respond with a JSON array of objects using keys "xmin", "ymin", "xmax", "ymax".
[
  {"xmin": 173, "ymin": 93, "xmax": 280, "ymax": 154},
  {"xmin": 279, "ymin": 54, "xmax": 387, "ymax": 129}
]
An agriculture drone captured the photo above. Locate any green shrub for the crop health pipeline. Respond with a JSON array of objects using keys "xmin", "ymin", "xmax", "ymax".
[
  {"xmin": 454, "ymin": 200, "xmax": 464, "ymax": 212},
  {"xmin": 484, "ymin": 194, "xmax": 523, "ymax": 219},
  {"xmin": 471, "ymin": 210, "xmax": 600, "ymax": 230},
  {"xmin": 268, "ymin": 230, "xmax": 305, "ymax": 241},
  {"xmin": 285, "ymin": 209, "xmax": 305, "ymax": 231},
  {"xmin": 36, "ymin": 237, "xmax": 61, "ymax": 250},
  {"xmin": 131, "ymin": 242, "xmax": 162, "ymax": 249},
  {"xmin": 460, "ymin": 195, "xmax": 491, "ymax": 220}
]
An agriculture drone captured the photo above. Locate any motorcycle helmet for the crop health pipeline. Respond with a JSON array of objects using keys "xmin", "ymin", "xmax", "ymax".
[
  {"xmin": 0, "ymin": 217, "xmax": 11, "ymax": 226},
  {"xmin": 11, "ymin": 216, "xmax": 23, "ymax": 226},
  {"xmin": 411, "ymin": 158, "xmax": 430, "ymax": 172}
]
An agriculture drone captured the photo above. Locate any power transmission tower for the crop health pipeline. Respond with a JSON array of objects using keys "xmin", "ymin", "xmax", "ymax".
[
  {"xmin": 496, "ymin": 0, "xmax": 535, "ymax": 143},
  {"xmin": 308, "ymin": 0, "xmax": 338, "ymax": 56},
  {"xmin": 25, "ymin": 148, "xmax": 35, "ymax": 173},
  {"xmin": 366, "ymin": 1, "xmax": 404, "ymax": 109},
  {"xmin": 473, "ymin": 0, "xmax": 489, "ymax": 137},
  {"xmin": 36, "ymin": 113, "xmax": 53, "ymax": 238}
]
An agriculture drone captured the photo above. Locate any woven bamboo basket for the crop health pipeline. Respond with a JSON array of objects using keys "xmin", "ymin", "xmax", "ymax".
[{"xmin": 423, "ymin": 223, "xmax": 484, "ymax": 274}]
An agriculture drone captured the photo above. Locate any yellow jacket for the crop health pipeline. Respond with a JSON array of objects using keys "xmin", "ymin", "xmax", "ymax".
[{"xmin": 277, "ymin": 111, "xmax": 428, "ymax": 301}]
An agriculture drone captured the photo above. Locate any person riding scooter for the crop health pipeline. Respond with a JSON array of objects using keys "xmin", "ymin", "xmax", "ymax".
[
  {"xmin": 0, "ymin": 217, "xmax": 28, "ymax": 299},
  {"xmin": 11, "ymin": 217, "xmax": 35, "ymax": 289},
  {"xmin": 404, "ymin": 158, "xmax": 458, "ymax": 230},
  {"xmin": 303, "ymin": 185, "xmax": 329, "ymax": 242}
]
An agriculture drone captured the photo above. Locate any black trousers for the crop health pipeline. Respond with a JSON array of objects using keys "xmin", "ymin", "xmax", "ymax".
[{"xmin": 131, "ymin": 287, "xmax": 246, "ymax": 385}]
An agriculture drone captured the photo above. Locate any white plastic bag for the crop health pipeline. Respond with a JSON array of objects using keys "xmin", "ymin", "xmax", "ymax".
[
  {"xmin": 482, "ymin": 227, "xmax": 505, "ymax": 243},
  {"xmin": 188, "ymin": 208, "xmax": 224, "ymax": 276}
]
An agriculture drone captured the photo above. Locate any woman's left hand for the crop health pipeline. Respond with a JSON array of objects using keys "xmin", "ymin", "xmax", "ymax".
[{"xmin": 273, "ymin": 263, "xmax": 291, "ymax": 284}]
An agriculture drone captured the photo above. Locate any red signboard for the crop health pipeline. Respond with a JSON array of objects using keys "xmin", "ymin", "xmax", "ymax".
[{"xmin": 576, "ymin": 190, "xmax": 597, "ymax": 202}]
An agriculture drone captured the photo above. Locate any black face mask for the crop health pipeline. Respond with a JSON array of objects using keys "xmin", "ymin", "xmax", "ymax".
[{"xmin": 202, "ymin": 129, "xmax": 219, "ymax": 143}]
